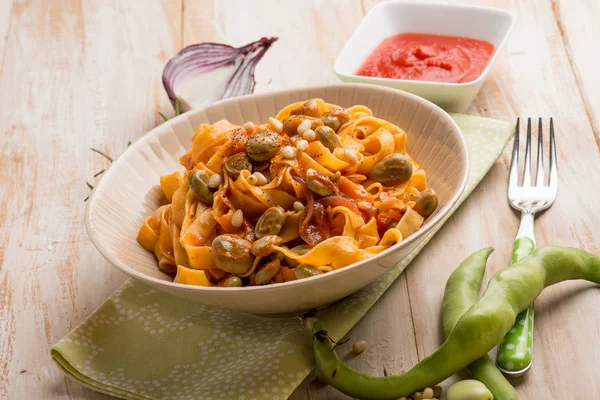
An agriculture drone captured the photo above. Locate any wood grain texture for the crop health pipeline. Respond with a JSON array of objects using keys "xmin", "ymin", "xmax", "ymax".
[
  {"xmin": 182, "ymin": 0, "xmax": 364, "ymax": 92},
  {"xmin": 552, "ymin": 0, "xmax": 600, "ymax": 147},
  {"xmin": 0, "ymin": 0, "xmax": 181, "ymax": 398},
  {"xmin": 354, "ymin": 1, "xmax": 600, "ymax": 399},
  {"xmin": 0, "ymin": 0, "xmax": 13, "ymax": 75},
  {"xmin": 1, "ymin": 0, "xmax": 600, "ymax": 399}
]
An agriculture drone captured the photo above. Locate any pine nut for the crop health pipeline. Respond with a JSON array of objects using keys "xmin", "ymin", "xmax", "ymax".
[
  {"xmin": 297, "ymin": 119, "xmax": 311, "ymax": 134},
  {"xmin": 296, "ymin": 139, "xmax": 309, "ymax": 151},
  {"xmin": 302, "ymin": 129, "xmax": 315, "ymax": 141},
  {"xmin": 242, "ymin": 121, "xmax": 255, "ymax": 133},
  {"xmin": 422, "ymin": 387, "xmax": 434, "ymax": 399},
  {"xmin": 231, "ymin": 209, "xmax": 244, "ymax": 227},
  {"xmin": 208, "ymin": 174, "xmax": 222, "ymax": 189},
  {"xmin": 352, "ymin": 340, "xmax": 368, "ymax": 354},
  {"xmin": 282, "ymin": 145, "xmax": 295, "ymax": 159},
  {"xmin": 252, "ymin": 172, "xmax": 268, "ymax": 186},
  {"xmin": 268, "ymin": 117, "xmax": 283, "ymax": 133}
]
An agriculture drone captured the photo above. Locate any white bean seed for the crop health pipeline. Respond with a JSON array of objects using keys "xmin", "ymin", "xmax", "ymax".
[
  {"xmin": 268, "ymin": 117, "xmax": 283, "ymax": 133},
  {"xmin": 208, "ymin": 174, "xmax": 222, "ymax": 189},
  {"xmin": 242, "ymin": 121, "xmax": 255, "ymax": 133},
  {"xmin": 297, "ymin": 119, "xmax": 311, "ymax": 134},
  {"xmin": 345, "ymin": 149, "xmax": 358, "ymax": 164},
  {"xmin": 282, "ymin": 145, "xmax": 295, "ymax": 159},
  {"xmin": 302, "ymin": 129, "xmax": 315, "ymax": 141},
  {"xmin": 296, "ymin": 139, "xmax": 309, "ymax": 151},
  {"xmin": 252, "ymin": 171, "xmax": 268, "ymax": 186},
  {"xmin": 352, "ymin": 340, "xmax": 368, "ymax": 354},
  {"xmin": 293, "ymin": 201, "xmax": 305, "ymax": 212},
  {"xmin": 231, "ymin": 209, "xmax": 244, "ymax": 227}
]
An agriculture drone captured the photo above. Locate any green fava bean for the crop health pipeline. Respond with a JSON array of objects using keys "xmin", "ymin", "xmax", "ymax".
[
  {"xmin": 211, "ymin": 234, "xmax": 254, "ymax": 275},
  {"xmin": 218, "ymin": 276, "xmax": 243, "ymax": 287},
  {"xmin": 246, "ymin": 130, "xmax": 281, "ymax": 162},
  {"xmin": 282, "ymin": 115, "xmax": 323, "ymax": 136},
  {"xmin": 446, "ymin": 380, "xmax": 493, "ymax": 400},
  {"xmin": 291, "ymin": 99, "xmax": 321, "ymax": 117},
  {"xmin": 370, "ymin": 153, "xmax": 413, "ymax": 186},
  {"xmin": 320, "ymin": 107, "xmax": 350, "ymax": 132},
  {"xmin": 442, "ymin": 248, "xmax": 518, "ymax": 400},
  {"xmin": 314, "ymin": 126, "xmax": 341, "ymax": 151},
  {"xmin": 250, "ymin": 258, "xmax": 281, "ymax": 285},
  {"xmin": 285, "ymin": 244, "xmax": 312, "ymax": 268},
  {"xmin": 414, "ymin": 189, "xmax": 439, "ymax": 217},
  {"xmin": 189, "ymin": 170, "xmax": 214, "ymax": 205},
  {"xmin": 306, "ymin": 168, "xmax": 337, "ymax": 197},
  {"xmin": 309, "ymin": 246, "xmax": 600, "ymax": 399},
  {"xmin": 306, "ymin": 177, "xmax": 333, "ymax": 196},
  {"xmin": 225, "ymin": 153, "xmax": 252, "ymax": 179},
  {"xmin": 250, "ymin": 235, "xmax": 283, "ymax": 257},
  {"xmin": 294, "ymin": 265, "xmax": 322, "ymax": 279},
  {"xmin": 255, "ymin": 207, "xmax": 286, "ymax": 238}
]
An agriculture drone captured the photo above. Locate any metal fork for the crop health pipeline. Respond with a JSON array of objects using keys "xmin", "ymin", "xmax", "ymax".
[{"xmin": 495, "ymin": 118, "xmax": 558, "ymax": 376}]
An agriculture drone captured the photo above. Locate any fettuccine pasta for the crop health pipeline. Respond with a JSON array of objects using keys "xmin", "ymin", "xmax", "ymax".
[{"xmin": 137, "ymin": 99, "xmax": 439, "ymax": 287}]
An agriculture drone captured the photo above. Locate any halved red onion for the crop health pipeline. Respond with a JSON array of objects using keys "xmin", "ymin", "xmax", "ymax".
[{"xmin": 163, "ymin": 37, "xmax": 278, "ymax": 112}]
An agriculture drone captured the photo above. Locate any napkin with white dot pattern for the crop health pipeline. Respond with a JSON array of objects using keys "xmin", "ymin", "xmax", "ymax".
[{"xmin": 52, "ymin": 114, "xmax": 513, "ymax": 400}]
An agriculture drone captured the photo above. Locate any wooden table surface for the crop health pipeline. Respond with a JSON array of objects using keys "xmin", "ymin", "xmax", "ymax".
[{"xmin": 1, "ymin": 0, "xmax": 599, "ymax": 399}]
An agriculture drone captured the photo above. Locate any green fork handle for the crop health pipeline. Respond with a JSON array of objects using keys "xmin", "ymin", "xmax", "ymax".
[{"xmin": 496, "ymin": 233, "xmax": 536, "ymax": 376}]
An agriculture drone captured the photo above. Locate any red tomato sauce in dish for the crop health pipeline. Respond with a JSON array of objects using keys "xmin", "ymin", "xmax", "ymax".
[{"xmin": 355, "ymin": 33, "xmax": 495, "ymax": 83}]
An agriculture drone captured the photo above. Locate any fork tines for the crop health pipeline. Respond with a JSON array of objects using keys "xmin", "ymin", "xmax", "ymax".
[{"xmin": 509, "ymin": 117, "xmax": 557, "ymax": 189}]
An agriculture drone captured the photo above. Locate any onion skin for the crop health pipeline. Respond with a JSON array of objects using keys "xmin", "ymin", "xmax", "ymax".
[{"xmin": 162, "ymin": 37, "xmax": 278, "ymax": 112}]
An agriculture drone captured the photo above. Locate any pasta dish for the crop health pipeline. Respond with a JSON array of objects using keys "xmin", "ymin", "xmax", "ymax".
[{"xmin": 137, "ymin": 99, "xmax": 438, "ymax": 287}]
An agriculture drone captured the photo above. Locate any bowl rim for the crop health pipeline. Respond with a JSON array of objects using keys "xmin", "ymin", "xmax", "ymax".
[
  {"xmin": 333, "ymin": 0, "xmax": 515, "ymax": 88},
  {"xmin": 85, "ymin": 83, "xmax": 470, "ymax": 293}
]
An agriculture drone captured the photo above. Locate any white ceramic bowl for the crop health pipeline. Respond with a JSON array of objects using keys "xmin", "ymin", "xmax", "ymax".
[
  {"xmin": 86, "ymin": 84, "xmax": 469, "ymax": 315},
  {"xmin": 334, "ymin": 1, "xmax": 514, "ymax": 112}
]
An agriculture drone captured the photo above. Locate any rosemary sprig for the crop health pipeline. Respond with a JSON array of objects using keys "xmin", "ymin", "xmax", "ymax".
[
  {"xmin": 90, "ymin": 148, "xmax": 114, "ymax": 162},
  {"xmin": 85, "ymin": 147, "xmax": 115, "ymax": 201},
  {"xmin": 86, "ymin": 98, "xmax": 181, "ymax": 202},
  {"xmin": 158, "ymin": 97, "xmax": 182, "ymax": 122}
]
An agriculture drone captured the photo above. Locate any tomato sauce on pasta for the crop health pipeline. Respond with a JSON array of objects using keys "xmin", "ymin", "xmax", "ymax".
[{"xmin": 137, "ymin": 99, "xmax": 439, "ymax": 287}]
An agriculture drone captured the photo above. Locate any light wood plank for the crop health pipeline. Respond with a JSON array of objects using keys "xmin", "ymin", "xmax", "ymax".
[
  {"xmin": 0, "ymin": 0, "xmax": 13, "ymax": 73},
  {"xmin": 182, "ymin": 0, "xmax": 364, "ymax": 93},
  {"xmin": 2, "ymin": 0, "xmax": 600, "ymax": 399},
  {"xmin": 181, "ymin": 0, "xmax": 600, "ymax": 398},
  {"xmin": 361, "ymin": 0, "xmax": 600, "ymax": 398},
  {"xmin": 0, "ymin": 0, "xmax": 180, "ymax": 398},
  {"xmin": 552, "ymin": 0, "xmax": 600, "ymax": 147}
]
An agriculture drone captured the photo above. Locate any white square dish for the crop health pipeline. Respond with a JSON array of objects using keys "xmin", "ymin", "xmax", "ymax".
[{"xmin": 334, "ymin": 1, "xmax": 514, "ymax": 112}]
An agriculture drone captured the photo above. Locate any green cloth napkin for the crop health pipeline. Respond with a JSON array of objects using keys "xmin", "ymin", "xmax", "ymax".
[{"xmin": 52, "ymin": 115, "xmax": 513, "ymax": 400}]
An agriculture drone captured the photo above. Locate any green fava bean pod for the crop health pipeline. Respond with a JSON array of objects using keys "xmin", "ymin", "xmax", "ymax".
[
  {"xmin": 446, "ymin": 380, "xmax": 493, "ymax": 400},
  {"xmin": 310, "ymin": 246, "xmax": 600, "ymax": 400},
  {"xmin": 442, "ymin": 248, "xmax": 518, "ymax": 400}
]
